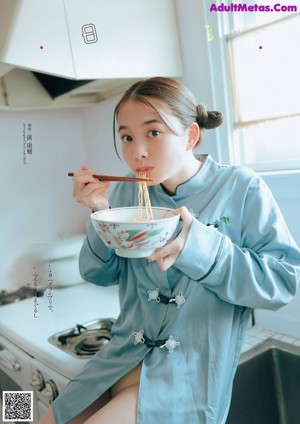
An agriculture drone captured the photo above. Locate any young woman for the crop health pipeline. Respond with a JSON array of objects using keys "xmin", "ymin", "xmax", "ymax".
[{"xmin": 39, "ymin": 77, "xmax": 300, "ymax": 424}]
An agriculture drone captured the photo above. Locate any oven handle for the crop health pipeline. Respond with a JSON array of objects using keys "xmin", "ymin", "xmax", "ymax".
[{"xmin": 0, "ymin": 349, "xmax": 21, "ymax": 371}]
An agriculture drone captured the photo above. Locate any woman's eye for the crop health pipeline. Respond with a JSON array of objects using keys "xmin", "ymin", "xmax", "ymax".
[
  {"xmin": 121, "ymin": 135, "xmax": 133, "ymax": 142},
  {"xmin": 148, "ymin": 130, "xmax": 160, "ymax": 137}
]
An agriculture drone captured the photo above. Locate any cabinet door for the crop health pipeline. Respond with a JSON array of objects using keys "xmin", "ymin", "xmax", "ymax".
[
  {"xmin": 0, "ymin": 0, "xmax": 74, "ymax": 78},
  {"xmin": 64, "ymin": 0, "xmax": 183, "ymax": 79}
]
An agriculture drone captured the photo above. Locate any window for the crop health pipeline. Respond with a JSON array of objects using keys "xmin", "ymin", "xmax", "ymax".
[{"xmin": 213, "ymin": 2, "xmax": 300, "ymax": 172}]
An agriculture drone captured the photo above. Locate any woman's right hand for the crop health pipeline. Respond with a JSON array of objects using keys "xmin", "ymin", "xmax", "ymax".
[{"xmin": 72, "ymin": 165, "xmax": 110, "ymax": 211}]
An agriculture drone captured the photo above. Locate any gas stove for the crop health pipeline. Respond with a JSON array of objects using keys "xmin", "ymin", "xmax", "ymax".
[
  {"xmin": 0, "ymin": 284, "xmax": 120, "ymax": 378},
  {"xmin": 48, "ymin": 318, "xmax": 115, "ymax": 358},
  {"xmin": 0, "ymin": 284, "xmax": 120, "ymax": 423}
]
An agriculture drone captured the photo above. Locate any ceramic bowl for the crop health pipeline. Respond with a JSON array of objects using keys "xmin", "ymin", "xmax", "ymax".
[{"xmin": 91, "ymin": 207, "xmax": 180, "ymax": 258}]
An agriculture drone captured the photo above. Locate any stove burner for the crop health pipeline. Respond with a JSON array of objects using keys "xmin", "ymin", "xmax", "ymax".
[
  {"xmin": 75, "ymin": 332, "xmax": 111, "ymax": 355},
  {"xmin": 48, "ymin": 318, "xmax": 115, "ymax": 358},
  {"xmin": 57, "ymin": 324, "xmax": 89, "ymax": 345}
]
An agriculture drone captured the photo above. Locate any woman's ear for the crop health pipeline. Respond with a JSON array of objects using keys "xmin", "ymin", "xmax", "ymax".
[{"xmin": 186, "ymin": 122, "xmax": 200, "ymax": 151}]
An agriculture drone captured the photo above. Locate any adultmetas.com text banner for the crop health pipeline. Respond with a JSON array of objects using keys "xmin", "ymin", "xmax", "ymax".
[{"xmin": 209, "ymin": 2, "xmax": 297, "ymax": 13}]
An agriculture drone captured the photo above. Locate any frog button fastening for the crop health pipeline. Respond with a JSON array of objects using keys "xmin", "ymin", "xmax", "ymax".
[
  {"xmin": 169, "ymin": 291, "xmax": 186, "ymax": 309},
  {"xmin": 147, "ymin": 289, "xmax": 185, "ymax": 309},
  {"xmin": 133, "ymin": 332, "xmax": 180, "ymax": 353},
  {"xmin": 133, "ymin": 330, "xmax": 145, "ymax": 345},
  {"xmin": 160, "ymin": 336, "xmax": 180, "ymax": 353},
  {"xmin": 147, "ymin": 288, "xmax": 160, "ymax": 302}
]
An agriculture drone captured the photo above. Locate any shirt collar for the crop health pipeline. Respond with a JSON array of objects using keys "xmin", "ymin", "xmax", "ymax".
[{"xmin": 155, "ymin": 154, "xmax": 212, "ymax": 199}]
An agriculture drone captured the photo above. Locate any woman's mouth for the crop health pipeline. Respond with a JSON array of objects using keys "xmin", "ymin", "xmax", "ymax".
[{"xmin": 136, "ymin": 167, "xmax": 154, "ymax": 175}]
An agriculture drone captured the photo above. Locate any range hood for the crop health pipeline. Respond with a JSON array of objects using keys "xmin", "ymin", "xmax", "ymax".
[{"xmin": 0, "ymin": 0, "xmax": 183, "ymax": 110}]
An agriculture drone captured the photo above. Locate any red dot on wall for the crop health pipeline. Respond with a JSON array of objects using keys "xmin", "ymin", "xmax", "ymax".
[
  {"xmin": 40, "ymin": 45, "xmax": 44, "ymax": 49},
  {"xmin": 259, "ymin": 46, "xmax": 263, "ymax": 49}
]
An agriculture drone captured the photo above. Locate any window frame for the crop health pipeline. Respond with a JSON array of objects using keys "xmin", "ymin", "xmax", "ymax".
[{"xmin": 203, "ymin": 2, "xmax": 300, "ymax": 174}]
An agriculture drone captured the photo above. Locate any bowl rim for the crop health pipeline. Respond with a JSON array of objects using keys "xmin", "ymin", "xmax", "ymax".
[{"xmin": 91, "ymin": 206, "xmax": 178, "ymax": 224}]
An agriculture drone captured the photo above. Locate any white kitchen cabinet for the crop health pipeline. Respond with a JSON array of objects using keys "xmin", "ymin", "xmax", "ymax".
[
  {"xmin": 64, "ymin": 0, "xmax": 183, "ymax": 79},
  {"xmin": 0, "ymin": 0, "xmax": 74, "ymax": 77},
  {"xmin": 0, "ymin": 0, "xmax": 182, "ymax": 79}
]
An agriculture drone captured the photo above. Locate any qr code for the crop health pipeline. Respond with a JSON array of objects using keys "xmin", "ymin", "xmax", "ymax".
[{"xmin": 2, "ymin": 391, "xmax": 33, "ymax": 422}]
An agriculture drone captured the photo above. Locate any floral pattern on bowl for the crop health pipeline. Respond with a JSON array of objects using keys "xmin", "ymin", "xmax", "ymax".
[{"xmin": 91, "ymin": 207, "xmax": 180, "ymax": 258}]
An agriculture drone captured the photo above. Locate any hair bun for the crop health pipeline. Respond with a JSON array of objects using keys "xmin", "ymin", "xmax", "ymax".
[{"xmin": 196, "ymin": 104, "xmax": 223, "ymax": 130}]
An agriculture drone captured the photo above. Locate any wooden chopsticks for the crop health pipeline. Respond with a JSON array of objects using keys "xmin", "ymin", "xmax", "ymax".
[{"xmin": 67, "ymin": 172, "xmax": 152, "ymax": 182}]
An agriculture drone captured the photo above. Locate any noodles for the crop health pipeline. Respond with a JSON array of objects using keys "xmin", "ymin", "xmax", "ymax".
[{"xmin": 137, "ymin": 172, "xmax": 154, "ymax": 221}]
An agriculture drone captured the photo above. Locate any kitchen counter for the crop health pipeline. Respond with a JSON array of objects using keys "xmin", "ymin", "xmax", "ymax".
[
  {"xmin": 0, "ymin": 283, "xmax": 120, "ymax": 379},
  {"xmin": 1, "ymin": 282, "xmax": 299, "ymax": 381},
  {"xmin": 241, "ymin": 324, "xmax": 300, "ymax": 353}
]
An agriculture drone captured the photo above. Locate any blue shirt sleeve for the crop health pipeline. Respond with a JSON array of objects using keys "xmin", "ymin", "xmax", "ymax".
[
  {"xmin": 78, "ymin": 220, "xmax": 120, "ymax": 286},
  {"xmin": 78, "ymin": 177, "xmax": 137, "ymax": 286},
  {"xmin": 176, "ymin": 177, "xmax": 300, "ymax": 310}
]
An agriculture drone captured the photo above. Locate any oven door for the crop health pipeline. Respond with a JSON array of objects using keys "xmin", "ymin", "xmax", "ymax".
[{"xmin": 0, "ymin": 334, "xmax": 39, "ymax": 424}]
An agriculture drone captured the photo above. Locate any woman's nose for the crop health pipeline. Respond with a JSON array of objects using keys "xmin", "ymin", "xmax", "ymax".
[{"xmin": 133, "ymin": 144, "xmax": 149, "ymax": 160}]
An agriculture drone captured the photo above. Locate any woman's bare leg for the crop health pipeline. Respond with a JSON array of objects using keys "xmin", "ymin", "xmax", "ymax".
[
  {"xmin": 84, "ymin": 383, "xmax": 139, "ymax": 424},
  {"xmin": 38, "ymin": 406, "xmax": 56, "ymax": 424},
  {"xmin": 38, "ymin": 390, "xmax": 111, "ymax": 424},
  {"xmin": 68, "ymin": 390, "xmax": 111, "ymax": 423}
]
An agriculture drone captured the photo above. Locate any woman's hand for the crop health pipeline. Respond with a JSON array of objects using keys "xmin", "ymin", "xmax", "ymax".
[
  {"xmin": 147, "ymin": 206, "xmax": 193, "ymax": 271},
  {"xmin": 72, "ymin": 165, "xmax": 110, "ymax": 211}
]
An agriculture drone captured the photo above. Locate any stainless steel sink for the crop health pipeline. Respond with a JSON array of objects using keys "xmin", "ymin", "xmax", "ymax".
[{"xmin": 226, "ymin": 338, "xmax": 300, "ymax": 424}]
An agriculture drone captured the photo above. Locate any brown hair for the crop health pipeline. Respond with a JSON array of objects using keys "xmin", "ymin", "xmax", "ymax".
[{"xmin": 113, "ymin": 77, "xmax": 223, "ymax": 158}]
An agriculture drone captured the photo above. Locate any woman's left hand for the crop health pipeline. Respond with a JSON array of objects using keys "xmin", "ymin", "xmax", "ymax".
[{"xmin": 147, "ymin": 206, "xmax": 193, "ymax": 271}]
